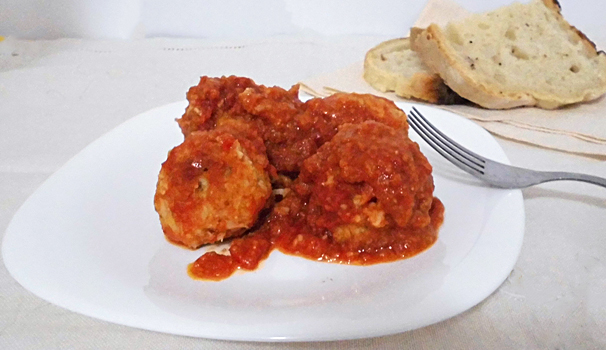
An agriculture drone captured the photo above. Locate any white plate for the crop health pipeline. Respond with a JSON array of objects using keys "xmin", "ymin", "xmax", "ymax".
[{"xmin": 2, "ymin": 101, "xmax": 524, "ymax": 341}]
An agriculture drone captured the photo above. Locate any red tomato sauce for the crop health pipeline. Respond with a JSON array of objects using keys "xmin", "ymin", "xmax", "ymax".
[
  {"xmin": 187, "ymin": 121, "xmax": 445, "ymax": 281},
  {"xmin": 163, "ymin": 76, "xmax": 445, "ymax": 282}
]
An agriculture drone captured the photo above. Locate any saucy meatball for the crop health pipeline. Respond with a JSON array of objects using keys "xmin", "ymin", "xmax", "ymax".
[
  {"xmin": 272, "ymin": 121, "xmax": 444, "ymax": 264},
  {"xmin": 177, "ymin": 75, "xmax": 303, "ymax": 141},
  {"xmin": 159, "ymin": 76, "xmax": 445, "ymax": 281},
  {"xmin": 177, "ymin": 76, "xmax": 260, "ymax": 137},
  {"xmin": 179, "ymin": 76, "xmax": 410, "ymax": 174},
  {"xmin": 240, "ymin": 91, "xmax": 410, "ymax": 173},
  {"xmin": 154, "ymin": 129, "xmax": 272, "ymax": 249}
]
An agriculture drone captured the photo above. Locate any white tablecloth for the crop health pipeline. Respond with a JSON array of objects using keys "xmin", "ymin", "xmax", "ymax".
[{"xmin": 1, "ymin": 36, "xmax": 605, "ymax": 349}]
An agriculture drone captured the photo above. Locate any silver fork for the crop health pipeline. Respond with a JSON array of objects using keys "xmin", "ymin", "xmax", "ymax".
[{"xmin": 408, "ymin": 107, "xmax": 606, "ymax": 189}]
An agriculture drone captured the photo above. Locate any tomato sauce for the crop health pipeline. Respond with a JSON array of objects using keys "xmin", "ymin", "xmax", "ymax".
[
  {"xmin": 187, "ymin": 120, "xmax": 445, "ymax": 281},
  {"xmin": 168, "ymin": 77, "xmax": 445, "ymax": 282},
  {"xmin": 188, "ymin": 230, "xmax": 273, "ymax": 281},
  {"xmin": 188, "ymin": 199, "xmax": 443, "ymax": 281},
  {"xmin": 273, "ymin": 199, "xmax": 444, "ymax": 265}
]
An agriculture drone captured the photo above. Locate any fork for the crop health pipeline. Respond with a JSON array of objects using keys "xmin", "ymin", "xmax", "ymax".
[{"xmin": 408, "ymin": 107, "xmax": 606, "ymax": 189}]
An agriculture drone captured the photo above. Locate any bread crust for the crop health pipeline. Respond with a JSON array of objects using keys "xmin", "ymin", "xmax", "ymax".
[
  {"xmin": 411, "ymin": 0, "xmax": 606, "ymax": 109},
  {"xmin": 364, "ymin": 37, "xmax": 461, "ymax": 104}
]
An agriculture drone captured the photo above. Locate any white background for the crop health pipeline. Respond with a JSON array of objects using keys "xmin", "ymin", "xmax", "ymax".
[{"xmin": 0, "ymin": 0, "xmax": 604, "ymax": 41}]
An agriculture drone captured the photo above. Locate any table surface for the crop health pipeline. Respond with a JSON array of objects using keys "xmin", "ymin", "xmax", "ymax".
[{"xmin": 1, "ymin": 35, "xmax": 605, "ymax": 349}]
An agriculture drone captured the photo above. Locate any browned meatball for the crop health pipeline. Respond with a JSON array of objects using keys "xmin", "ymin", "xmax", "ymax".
[{"xmin": 154, "ymin": 129, "xmax": 272, "ymax": 249}]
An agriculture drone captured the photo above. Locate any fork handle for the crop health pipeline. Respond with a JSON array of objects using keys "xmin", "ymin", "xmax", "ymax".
[{"xmin": 535, "ymin": 171, "xmax": 606, "ymax": 188}]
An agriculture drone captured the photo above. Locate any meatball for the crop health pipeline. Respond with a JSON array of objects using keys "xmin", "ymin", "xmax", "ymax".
[
  {"xmin": 177, "ymin": 76, "xmax": 260, "ymax": 137},
  {"xmin": 154, "ymin": 129, "xmax": 272, "ymax": 249},
  {"xmin": 177, "ymin": 75, "xmax": 303, "ymax": 140},
  {"xmin": 300, "ymin": 92, "xmax": 409, "ymax": 140},
  {"xmin": 237, "ymin": 83, "xmax": 307, "ymax": 172},
  {"xmin": 178, "ymin": 77, "xmax": 410, "ymax": 174},
  {"xmin": 272, "ymin": 121, "xmax": 443, "ymax": 263},
  {"xmin": 240, "ymin": 91, "xmax": 410, "ymax": 172},
  {"xmin": 302, "ymin": 121, "xmax": 434, "ymax": 232}
]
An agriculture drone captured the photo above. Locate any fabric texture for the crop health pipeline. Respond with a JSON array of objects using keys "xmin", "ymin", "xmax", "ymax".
[{"xmin": 0, "ymin": 34, "xmax": 605, "ymax": 349}]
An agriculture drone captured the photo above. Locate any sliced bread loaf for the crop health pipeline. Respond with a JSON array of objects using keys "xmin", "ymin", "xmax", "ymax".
[
  {"xmin": 412, "ymin": 0, "xmax": 606, "ymax": 109},
  {"xmin": 363, "ymin": 37, "xmax": 461, "ymax": 104}
]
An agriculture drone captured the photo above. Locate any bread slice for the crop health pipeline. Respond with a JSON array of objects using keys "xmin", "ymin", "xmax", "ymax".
[
  {"xmin": 412, "ymin": 0, "xmax": 606, "ymax": 109},
  {"xmin": 363, "ymin": 37, "xmax": 461, "ymax": 104}
]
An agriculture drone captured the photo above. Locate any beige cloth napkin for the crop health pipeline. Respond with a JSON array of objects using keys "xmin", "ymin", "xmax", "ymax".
[{"xmin": 299, "ymin": 0, "xmax": 606, "ymax": 158}]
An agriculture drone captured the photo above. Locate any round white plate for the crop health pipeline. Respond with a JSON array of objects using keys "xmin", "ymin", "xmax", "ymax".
[{"xmin": 2, "ymin": 101, "xmax": 524, "ymax": 341}]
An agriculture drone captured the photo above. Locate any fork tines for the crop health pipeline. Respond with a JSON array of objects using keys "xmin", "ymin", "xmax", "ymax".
[{"xmin": 408, "ymin": 107, "xmax": 486, "ymax": 175}]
